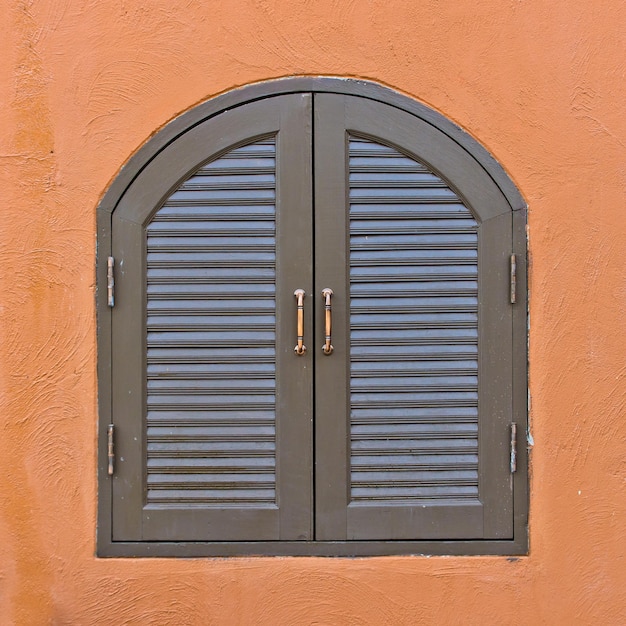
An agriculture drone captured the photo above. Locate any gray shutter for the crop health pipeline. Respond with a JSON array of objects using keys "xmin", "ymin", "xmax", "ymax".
[
  {"xmin": 314, "ymin": 93, "xmax": 513, "ymax": 541},
  {"xmin": 145, "ymin": 139, "xmax": 279, "ymax": 509},
  {"xmin": 111, "ymin": 95, "xmax": 313, "ymax": 542},
  {"xmin": 105, "ymin": 89, "xmax": 518, "ymax": 551},
  {"xmin": 348, "ymin": 136, "xmax": 480, "ymax": 506}
]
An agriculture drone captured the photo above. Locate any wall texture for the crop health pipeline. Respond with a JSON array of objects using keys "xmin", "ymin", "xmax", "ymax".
[{"xmin": 1, "ymin": 1, "xmax": 625, "ymax": 623}]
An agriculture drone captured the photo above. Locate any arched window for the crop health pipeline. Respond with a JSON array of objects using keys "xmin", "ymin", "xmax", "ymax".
[{"xmin": 97, "ymin": 79, "xmax": 527, "ymax": 556}]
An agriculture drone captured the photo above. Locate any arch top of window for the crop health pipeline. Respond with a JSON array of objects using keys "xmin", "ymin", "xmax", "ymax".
[{"xmin": 97, "ymin": 77, "xmax": 526, "ymax": 221}]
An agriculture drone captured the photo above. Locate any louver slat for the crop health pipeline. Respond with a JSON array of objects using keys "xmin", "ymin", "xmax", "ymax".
[
  {"xmin": 348, "ymin": 137, "xmax": 480, "ymax": 505},
  {"xmin": 145, "ymin": 139, "xmax": 278, "ymax": 507}
]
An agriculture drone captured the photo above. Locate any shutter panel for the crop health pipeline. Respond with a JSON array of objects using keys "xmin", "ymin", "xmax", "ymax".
[
  {"xmin": 314, "ymin": 94, "xmax": 513, "ymax": 541},
  {"xmin": 145, "ymin": 138, "xmax": 279, "ymax": 509},
  {"xmin": 111, "ymin": 95, "xmax": 313, "ymax": 542},
  {"xmin": 348, "ymin": 136, "xmax": 480, "ymax": 506}
]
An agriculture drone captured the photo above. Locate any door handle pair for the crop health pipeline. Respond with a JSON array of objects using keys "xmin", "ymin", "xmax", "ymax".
[{"xmin": 293, "ymin": 288, "xmax": 334, "ymax": 356}]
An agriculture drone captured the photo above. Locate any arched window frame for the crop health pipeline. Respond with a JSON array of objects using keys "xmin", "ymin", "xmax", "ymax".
[{"xmin": 97, "ymin": 77, "xmax": 528, "ymax": 557}]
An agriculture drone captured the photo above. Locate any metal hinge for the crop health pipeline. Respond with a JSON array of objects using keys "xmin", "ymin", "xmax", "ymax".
[
  {"xmin": 510, "ymin": 254, "xmax": 517, "ymax": 304},
  {"xmin": 510, "ymin": 422, "xmax": 517, "ymax": 473},
  {"xmin": 107, "ymin": 256, "xmax": 115, "ymax": 307},
  {"xmin": 107, "ymin": 424, "xmax": 115, "ymax": 476}
]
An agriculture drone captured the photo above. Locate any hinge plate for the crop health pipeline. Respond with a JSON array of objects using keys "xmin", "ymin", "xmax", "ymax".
[
  {"xmin": 510, "ymin": 254, "xmax": 517, "ymax": 304},
  {"xmin": 107, "ymin": 424, "xmax": 115, "ymax": 476},
  {"xmin": 107, "ymin": 256, "xmax": 115, "ymax": 307},
  {"xmin": 510, "ymin": 422, "xmax": 517, "ymax": 473}
]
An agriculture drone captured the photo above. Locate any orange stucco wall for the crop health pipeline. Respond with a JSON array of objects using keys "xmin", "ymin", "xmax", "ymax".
[{"xmin": 1, "ymin": 1, "xmax": 625, "ymax": 623}]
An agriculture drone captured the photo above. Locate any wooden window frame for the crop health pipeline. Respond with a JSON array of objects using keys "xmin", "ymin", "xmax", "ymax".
[{"xmin": 97, "ymin": 77, "xmax": 528, "ymax": 557}]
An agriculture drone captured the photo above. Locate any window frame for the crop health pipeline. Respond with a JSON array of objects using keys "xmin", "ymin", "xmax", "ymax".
[{"xmin": 97, "ymin": 77, "xmax": 528, "ymax": 557}]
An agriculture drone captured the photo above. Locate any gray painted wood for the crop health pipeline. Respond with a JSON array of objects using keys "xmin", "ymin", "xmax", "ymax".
[
  {"xmin": 313, "ymin": 93, "xmax": 351, "ymax": 539},
  {"xmin": 313, "ymin": 95, "xmax": 512, "ymax": 541},
  {"xmin": 145, "ymin": 139, "xmax": 279, "ymax": 509},
  {"xmin": 348, "ymin": 136, "xmax": 480, "ymax": 508},
  {"xmin": 111, "ymin": 95, "xmax": 313, "ymax": 542},
  {"xmin": 99, "ymin": 84, "xmax": 526, "ymax": 555}
]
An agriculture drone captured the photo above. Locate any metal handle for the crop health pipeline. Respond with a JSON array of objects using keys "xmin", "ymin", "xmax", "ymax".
[
  {"xmin": 294, "ymin": 289, "xmax": 306, "ymax": 355},
  {"xmin": 321, "ymin": 288, "xmax": 334, "ymax": 355}
]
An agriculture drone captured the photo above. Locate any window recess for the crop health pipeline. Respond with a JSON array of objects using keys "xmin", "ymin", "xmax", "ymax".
[{"xmin": 97, "ymin": 80, "xmax": 527, "ymax": 557}]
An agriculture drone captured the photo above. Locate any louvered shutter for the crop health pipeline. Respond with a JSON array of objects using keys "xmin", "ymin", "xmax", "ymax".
[
  {"xmin": 314, "ymin": 94, "xmax": 513, "ymax": 540},
  {"xmin": 348, "ymin": 136, "xmax": 480, "ymax": 505},
  {"xmin": 103, "ymin": 86, "xmax": 522, "ymax": 553},
  {"xmin": 111, "ymin": 95, "xmax": 313, "ymax": 541},
  {"xmin": 145, "ymin": 140, "xmax": 279, "ymax": 511}
]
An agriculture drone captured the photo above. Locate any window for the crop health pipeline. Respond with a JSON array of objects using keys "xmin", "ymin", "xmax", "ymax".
[{"xmin": 97, "ymin": 79, "xmax": 527, "ymax": 556}]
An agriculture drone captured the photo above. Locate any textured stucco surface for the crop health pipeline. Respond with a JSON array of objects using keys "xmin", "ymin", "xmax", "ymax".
[{"xmin": 1, "ymin": 1, "xmax": 625, "ymax": 624}]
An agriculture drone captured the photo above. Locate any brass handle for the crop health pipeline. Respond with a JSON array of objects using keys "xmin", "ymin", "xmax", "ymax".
[
  {"xmin": 294, "ymin": 289, "xmax": 306, "ymax": 355},
  {"xmin": 321, "ymin": 288, "xmax": 334, "ymax": 355}
]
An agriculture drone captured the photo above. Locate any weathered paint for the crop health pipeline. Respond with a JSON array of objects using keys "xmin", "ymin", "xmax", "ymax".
[{"xmin": 0, "ymin": 0, "xmax": 625, "ymax": 623}]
